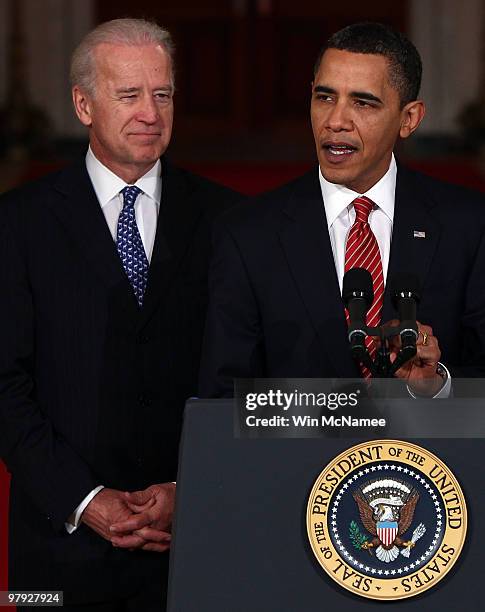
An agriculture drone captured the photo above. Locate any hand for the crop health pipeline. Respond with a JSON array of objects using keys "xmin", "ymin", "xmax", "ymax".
[
  {"xmin": 110, "ymin": 483, "xmax": 176, "ymax": 552},
  {"xmin": 384, "ymin": 320, "xmax": 444, "ymax": 397},
  {"xmin": 80, "ymin": 487, "xmax": 152, "ymax": 546}
]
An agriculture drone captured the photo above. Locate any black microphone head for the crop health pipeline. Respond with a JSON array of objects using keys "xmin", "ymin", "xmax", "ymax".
[
  {"xmin": 342, "ymin": 268, "xmax": 374, "ymax": 308},
  {"xmin": 390, "ymin": 273, "xmax": 421, "ymax": 305}
]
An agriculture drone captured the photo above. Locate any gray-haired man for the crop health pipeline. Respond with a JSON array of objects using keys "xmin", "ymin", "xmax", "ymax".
[{"xmin": 0, "ymin": 18, "xmax": 239, "ymax": 610}]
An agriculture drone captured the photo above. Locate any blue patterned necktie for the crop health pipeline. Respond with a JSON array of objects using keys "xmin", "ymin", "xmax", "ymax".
[{"xmin": 116, "ymin": 186, "xmax": 149, "ymax": 307}]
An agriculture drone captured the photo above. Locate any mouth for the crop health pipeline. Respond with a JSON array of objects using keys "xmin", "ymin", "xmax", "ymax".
[
  {"xmin": 322, "ymin": 142, "xmax": 358, "ymax": 162},
  {"xmin": 129, "ymin": 133, "xmax": 161, "ymax": 137},
  {"xmin": 128, "ymin": 133, "xmax": 162, "ymax": 146}
]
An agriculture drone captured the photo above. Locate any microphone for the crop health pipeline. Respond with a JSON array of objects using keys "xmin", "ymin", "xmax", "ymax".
[
  {"xmin": 342, "ymin": 268, "xmax": 374, "ymax": 361},
  {"xmin": 390, "ymin": 274, "xmax": 420, "ymax": 372}
]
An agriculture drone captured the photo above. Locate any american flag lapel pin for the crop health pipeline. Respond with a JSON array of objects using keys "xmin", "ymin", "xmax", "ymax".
[{"xmin": 413, "ymin": 230, "xmax": 426, "ymax": 238}]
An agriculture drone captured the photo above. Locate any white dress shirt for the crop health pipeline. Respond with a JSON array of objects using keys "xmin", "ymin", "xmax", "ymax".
[
  {"xmin": 65, "ymin": 149, "xmax": 162, "ymax": 533},
  {"xmin": 318, "ymin": 154, "xmax": 450, "ymax": 397},
  {"xmin": 85, "ymin": 146, "xmax": 161, "ymax": 262},
  {"xmin": 319, "ymin": 155, "xmax": 396, "ymax": 291}
]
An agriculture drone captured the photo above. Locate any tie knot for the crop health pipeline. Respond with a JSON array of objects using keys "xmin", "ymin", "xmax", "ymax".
[
  {"xmin": 121, "ymin": 186, "xmax": 142, "ymax": 209},
  {"xmin": 352, "ymin": 196, "xmax": 374, "ymax": 223}
]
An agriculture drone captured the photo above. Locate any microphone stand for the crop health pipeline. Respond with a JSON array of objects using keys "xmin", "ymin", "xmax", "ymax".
[{"xmin": 355, "ymin": 322, "xmax": 417, "ymax": 378}]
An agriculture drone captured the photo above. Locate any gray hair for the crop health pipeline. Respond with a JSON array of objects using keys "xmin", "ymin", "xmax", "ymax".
[{"xmin": 70, "ymin": 18, "xmax": 175, "ymax": 96}]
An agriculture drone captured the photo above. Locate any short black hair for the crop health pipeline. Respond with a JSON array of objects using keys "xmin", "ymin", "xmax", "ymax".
[{"xmin": 314, "ymin": 22, "xmax": 422, "ymax": 107}]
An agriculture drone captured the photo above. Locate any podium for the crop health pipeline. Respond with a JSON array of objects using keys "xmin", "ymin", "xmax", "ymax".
[{"xmin": 168, "ymin": 399, "xmax": 483, "ymax": 611}]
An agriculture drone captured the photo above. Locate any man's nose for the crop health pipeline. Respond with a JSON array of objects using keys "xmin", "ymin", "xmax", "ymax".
[
  {"xmin": 326, "ymin": 101, "xmax": 353, "ymax": 132},
  {"xmin": 137, "ymin": 95, "xmax": 159, "ymax": 124}
]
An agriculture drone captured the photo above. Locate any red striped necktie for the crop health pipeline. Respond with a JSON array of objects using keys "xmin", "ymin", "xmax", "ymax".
[{"xmin": 344, "ymin": 196, "xmax": 384, "ymax": 377}]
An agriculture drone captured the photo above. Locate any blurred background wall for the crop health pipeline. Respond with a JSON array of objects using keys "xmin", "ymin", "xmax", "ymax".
[{"xmin": 0, "ymin": 0, "xmax": 484, "ymax": 193}]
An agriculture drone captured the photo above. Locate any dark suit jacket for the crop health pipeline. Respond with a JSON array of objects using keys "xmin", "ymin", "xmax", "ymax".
[
  {"xmin": 0, "ymin": 157, "xmax": 239, "ymax": 603},
  {"xmin": 199, "ymin": 164, "xmax": 485, "ymax": 397}
]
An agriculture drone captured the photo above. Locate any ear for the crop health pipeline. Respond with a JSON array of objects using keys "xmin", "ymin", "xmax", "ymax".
[
  {"xmin": 399, "ymin": 100, "xmax": 425, "ymax": 139},
  {"xmin": 72, "ymin": 86, "xmax": 94, "ymax": 127}
]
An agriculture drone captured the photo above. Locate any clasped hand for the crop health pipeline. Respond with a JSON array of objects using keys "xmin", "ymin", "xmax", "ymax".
[{"xmin": 81, "ymin": 483, "xmax": 175, "ymax": 552}]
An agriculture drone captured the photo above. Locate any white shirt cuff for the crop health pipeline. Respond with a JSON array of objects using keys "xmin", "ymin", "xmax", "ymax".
[
  {"xmin": 407, "ymin": 362, "xmax": 451, "ymax": 399},
  {"xmin": 65, "ymin": 485, "xmax": 105, "ymax": 534}
]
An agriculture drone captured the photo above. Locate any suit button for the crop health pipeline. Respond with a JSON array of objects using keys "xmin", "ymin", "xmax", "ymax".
[
  {"xmin": 137, "ymin": 333, "xmax": 149, "ymax": 344},
  {"xmin": 139, "ymin": 394, "xmax": 152, "ymax": 408}
]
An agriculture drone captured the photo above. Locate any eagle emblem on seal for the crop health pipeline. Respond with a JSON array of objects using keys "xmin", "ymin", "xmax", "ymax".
[{"xmin": 351, "ymin": 479, "xmax": 426, "ymax": 563}]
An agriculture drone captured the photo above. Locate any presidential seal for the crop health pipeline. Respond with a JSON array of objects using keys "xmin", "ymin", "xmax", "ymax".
[{"xmin": 306, "ymin": 440, "xmax": 467, "ymax": 600}]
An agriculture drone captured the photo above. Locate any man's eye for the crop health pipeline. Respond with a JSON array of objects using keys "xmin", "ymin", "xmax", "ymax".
[
  {"xmin": 355, "ymin": 100, "xmax": 372, "ymax": 108},
  {"xmin": 155, "ymin": 92, "xmax": 171, "ymax": 101},
  {"xmin": 315, "ymin": 94, "xmax": 333, "ymax": 102},
  {"xmin": 121, "ymin": 95, "xmax": 137, "ymax": 100}
]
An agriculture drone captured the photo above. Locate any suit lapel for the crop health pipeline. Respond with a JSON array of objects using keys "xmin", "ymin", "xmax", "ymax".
[
  {"xmin": 274, "ymin": 164, "xmax": 441, "ymax": 372},
  {"xmin": 50, "ymin": 161, "xmax": 139, "ymax": 317},
  {"xmin": 276, "ymin": 170, "xmax": 358, "ymax": 376},
  {"xmin": 50, "ymin": 159, "xmax": 204, "ymax": 325},
  {"xmin": 138, "ymin": 160, "xmax": 203, "ymax": 329},
  {"xmin": 382, "ymin": 165, "xmax": 441, "ymax": 321}
]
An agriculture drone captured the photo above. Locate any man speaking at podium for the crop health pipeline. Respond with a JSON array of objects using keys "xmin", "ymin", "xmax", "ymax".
[{"xmin": 199, "ymin": 22, "xmax": 485, "ymax": 397}]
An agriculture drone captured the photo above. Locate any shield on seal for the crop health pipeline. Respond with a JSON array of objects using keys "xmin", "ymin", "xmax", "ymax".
[{"xmin": 377, "ymin": 521, "xmax": 398, "ymax": 546}]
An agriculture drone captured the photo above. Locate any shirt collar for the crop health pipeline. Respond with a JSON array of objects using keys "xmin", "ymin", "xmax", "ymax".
[
  {"xmin": 318, "ymin": 154, "xmax": 397, "ymax": 228},
  {"xmin": 85, "ymin": 146, "xmax": 162, "ymax": 208}
]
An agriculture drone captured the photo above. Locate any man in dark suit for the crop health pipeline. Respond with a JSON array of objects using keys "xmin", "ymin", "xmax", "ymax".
[
  {"xmin": 199, "ymin": 22, "xmax": 485, "ymax": 398},
  {"xmin": 0, "ymin": 18, "xmax": 238, "ymax": 611}
]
